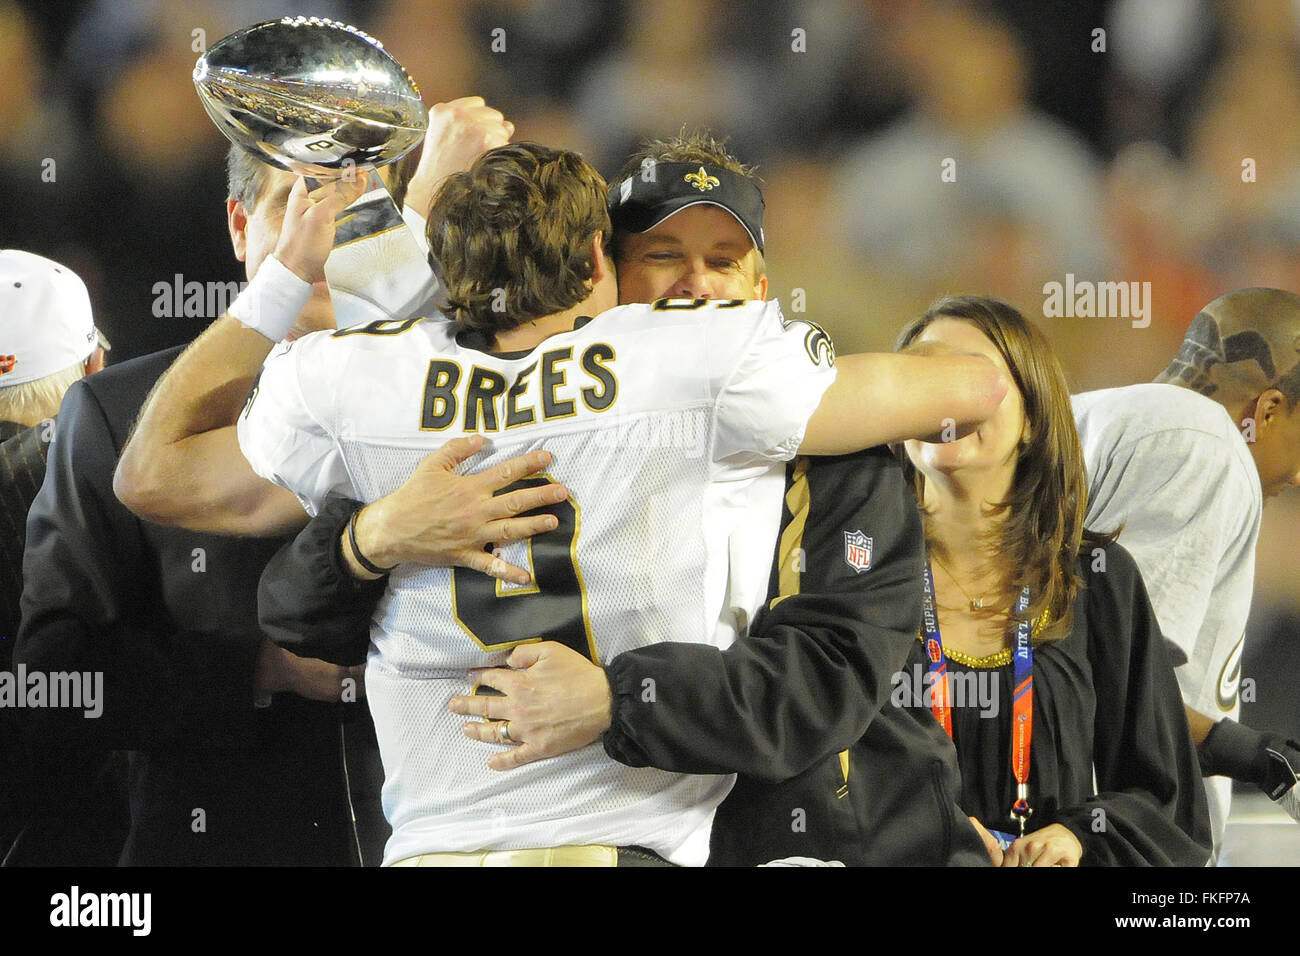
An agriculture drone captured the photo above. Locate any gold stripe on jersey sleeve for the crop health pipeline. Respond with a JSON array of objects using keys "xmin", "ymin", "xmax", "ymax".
[
  {"xmin": 769, "ymin": 457, "xmax": 810, "ymax": 610},
  {"xmin": 569, "ymin": 487, "xmax": 599, "ymax": 664},
  {"xmin": 332, "ymin": 314, "xmax": 424, "ymax": 337},
  {"xmin": 836, "ymin": 749, "xmax": 850, "ymax": 799},
  {"xmin": 331, "ymin": 222, "xmax": 407, "ymax": 251}
]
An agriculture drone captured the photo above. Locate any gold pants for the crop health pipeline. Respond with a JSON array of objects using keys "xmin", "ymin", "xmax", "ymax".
[{"xmin": 391, "ymin": 845, "xmax": 621, "ymax": 867}]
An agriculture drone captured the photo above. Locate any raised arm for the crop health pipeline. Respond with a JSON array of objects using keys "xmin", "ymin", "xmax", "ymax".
[
  {"xmin": 116, "ymin": 99, "xmax": 514, "ymax": 537},
  {"xmin": 401, "ymin": 96, "xmax": 513, "ymax": 226},
  {"xmin": 799, "ymin": 351, "xmax": 1008, "ymax": 456},
  {"xmin": 114, "ymin": 176, "xmax": 365, "ymax": 535}
]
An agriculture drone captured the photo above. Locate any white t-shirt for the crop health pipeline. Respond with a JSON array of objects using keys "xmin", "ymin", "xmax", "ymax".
[
  {"xmin": 1073, "ymin": 382, "xmax": 1261, "ymax": 849},
  {"xmin": 238, "ymin": 298, "xmax": 836, "ymax": 865}
]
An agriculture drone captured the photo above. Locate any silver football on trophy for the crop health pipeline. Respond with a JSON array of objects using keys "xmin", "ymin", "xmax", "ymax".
[{"xmin": 193, "ymin": 16, "xmax": 427, "ymax": 178}]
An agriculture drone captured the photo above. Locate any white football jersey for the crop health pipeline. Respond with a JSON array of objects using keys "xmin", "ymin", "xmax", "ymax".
[
  {"xmin": 238, "ymin": 298, "xmax": 836, "ymax": 865},
  {"xmin": 1073, "ymin": 382, "xmax": 1261, "ymax": 851}
]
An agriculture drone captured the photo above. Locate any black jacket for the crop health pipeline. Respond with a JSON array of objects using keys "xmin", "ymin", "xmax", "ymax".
[
  {"xmin": 948, "ymin": 543, "xmax": 1211, "ymax": 866},
  {"xmin": 2, "ymin": 419, "xmax": 50, "ymax": 647},
  {"xmin": 259, "ymin": 446, "xmax": 989, "ymax": 866},
  {"xmin": 3, "ymin": 416, "xmax": 126, "ymax": 865},
  {"xmin": 603, "ymin": 449, "xmax": 990, "ymax": 866},
  {"xmin": 15, "ymin": 348, "xmax": 386, "ymax": 865}
]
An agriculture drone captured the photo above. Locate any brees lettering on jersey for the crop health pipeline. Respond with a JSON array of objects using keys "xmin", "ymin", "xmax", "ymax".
[
  {"xmin": 237, "ymin": 298, "xmax": 834, "ymax": 866},
  {"xmin": 415, "ymin": 339, "xmax": 617, "ymax": 431}
]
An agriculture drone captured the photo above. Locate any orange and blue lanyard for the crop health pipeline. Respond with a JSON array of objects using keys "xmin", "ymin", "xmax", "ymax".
[
  {"xmin": 922, "ymin": 562, "xmax": 1035, "ymax": 843},
  {"xmin": 920, "ymin": 563, "xmax": 953, "ymax": 736}
]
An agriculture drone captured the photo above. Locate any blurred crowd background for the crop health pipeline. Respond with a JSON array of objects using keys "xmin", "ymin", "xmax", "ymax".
[{"xmin": 2, "ymin": 0, "xmax": 1297, "ymax": 746}]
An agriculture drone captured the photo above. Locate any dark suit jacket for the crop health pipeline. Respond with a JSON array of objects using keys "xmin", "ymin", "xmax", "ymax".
[
  {"xmin": 603, "ymin": 449, "xmax": 991, "ymax": 866},
  {"xmin": 15, "ymin": 347, "xmax": 387, "ymax": 865},
  {"xmin": 2, "ymin": 419, "xmax": 50, "ymax": 649},
  {"xmin": 3, "ymin": 417, "xmax": 127, "ymax": 864}
]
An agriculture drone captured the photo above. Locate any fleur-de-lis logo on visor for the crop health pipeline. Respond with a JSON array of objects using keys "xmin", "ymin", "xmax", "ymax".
[{"xmin": 684, "ymin": 166, "xmax": 720, "ymax": 192}]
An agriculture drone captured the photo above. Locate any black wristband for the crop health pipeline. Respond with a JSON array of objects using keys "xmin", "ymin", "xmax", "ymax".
[{"xmin": 347, "ymin": 508, "xmax": 396, "ymax": 576}]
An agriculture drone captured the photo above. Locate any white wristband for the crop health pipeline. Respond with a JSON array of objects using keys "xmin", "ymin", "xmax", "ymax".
[{"xmin": 228, "ymin": 255, "xmax": 314, "ymax": 342}]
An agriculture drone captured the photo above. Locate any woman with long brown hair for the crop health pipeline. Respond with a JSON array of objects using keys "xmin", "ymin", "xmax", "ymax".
[{"xmin": 895, "ymin": 295, "xmax": 1210, "ymax": 866}]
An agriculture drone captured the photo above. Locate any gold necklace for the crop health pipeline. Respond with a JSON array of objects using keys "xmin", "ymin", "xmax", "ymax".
[
  {"xmin": 942, "ymin": 644, "xmax": 1012, "ymax": 668},
  {"xmin": 931, "ymin": 552, "xmax": 990, "ymax": 611},
  {"xmin": 916, "ymin": 610, "xmax": 1054, "ymax": 668}
]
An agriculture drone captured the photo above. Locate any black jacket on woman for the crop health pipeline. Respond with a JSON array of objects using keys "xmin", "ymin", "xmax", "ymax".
[{"xmin": 945, "ymin": 541, "xmax": 1212, "ymax": 866}]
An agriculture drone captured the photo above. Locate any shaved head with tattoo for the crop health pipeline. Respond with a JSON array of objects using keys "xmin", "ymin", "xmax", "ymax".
[
  {"xmin": 1159, "ymin": 288, "xmax": 1300, "ymax": 402},
  {"xmin": 1156, "ymin": 287, "xmax": 1300, "ymax": 498}
]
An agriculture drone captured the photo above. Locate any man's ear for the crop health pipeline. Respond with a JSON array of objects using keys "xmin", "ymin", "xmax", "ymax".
[
  {"xmin": 756, "ymin": 274, "xmax": 768, "ymax": 300},
  {"xmin": 1254, "ymin": 388, "xmax": 1287, "ymax": 428},
  {"xmin": 590, "ymin": 231, "xmax": 612, "ymax": 283},
  {"xmin": 227, "ymin": 199, "xmax": 249, "ymax": 262}
]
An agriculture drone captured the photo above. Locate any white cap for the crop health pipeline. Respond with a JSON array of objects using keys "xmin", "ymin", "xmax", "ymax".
[{"xmin": 0, "ymin": 250, "xmax": 106, "ymax": 387}]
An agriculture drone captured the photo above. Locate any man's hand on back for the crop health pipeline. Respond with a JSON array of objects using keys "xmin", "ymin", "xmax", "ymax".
[
  {"xmin": 343, "ymin": 435, "xmax": 570, "ymax": 586},
  {"xmin": 448, "ymin": 642, "xmax": 613, "ymax": 770}
]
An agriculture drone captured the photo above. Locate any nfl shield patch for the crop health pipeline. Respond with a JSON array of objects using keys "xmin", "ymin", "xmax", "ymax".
[{"xmin": 843, "ymin": 530, "xmax": 873, "ymax": 573}]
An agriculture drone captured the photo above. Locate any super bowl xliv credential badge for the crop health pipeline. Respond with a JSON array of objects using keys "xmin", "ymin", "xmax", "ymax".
[{"xmin": 843, "ymin": 530, "xmax": 873, "ymax": 573}]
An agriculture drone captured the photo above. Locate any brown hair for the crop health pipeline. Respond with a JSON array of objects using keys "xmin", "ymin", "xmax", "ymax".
[
  {"xmin": 614, "ymin": 128, "xmax": 766, "ymax": 279},
  {"xmin": 426, "ymin": 142, "xmax": 610, "ymax": 332},
  {"xmin": 894, "ymin": 295, "xmax": 1107, "ymax": 639}
]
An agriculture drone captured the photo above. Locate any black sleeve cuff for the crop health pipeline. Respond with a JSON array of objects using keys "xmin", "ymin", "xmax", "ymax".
[
  {"xmin": 601, "ymin": 653, "xmax": 652, "ymax": 767},
  {"xmin": 258, "ymin": 497, "xmax": 386, "ymax": 666}
]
